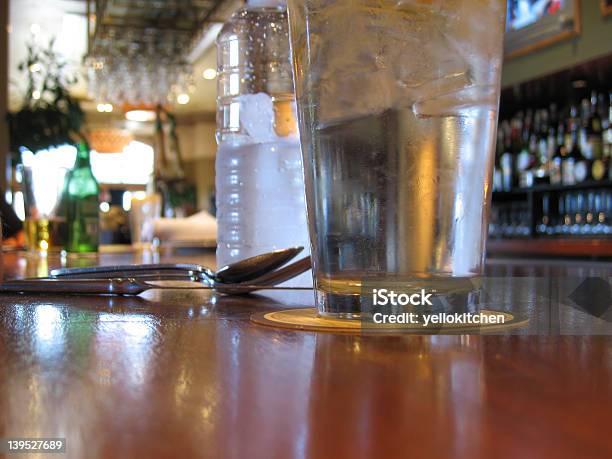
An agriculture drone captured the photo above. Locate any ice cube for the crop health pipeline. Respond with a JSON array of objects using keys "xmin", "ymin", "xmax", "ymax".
[
  {"xmin": 312, "ymin": 3, "xmax": 399, "ymax": 125},
  {"xmin": 412, "ymin": 84, "xmax": 497, "ymax": 117},
  {"xmin": 393, "ymin": 17, "xmax": 472, "ymax": 104},
  {"xmin": 317, "ymin": 68, "xmax": 396, "ymax": 127},
  {"xmin": 394, "ymin": 0, "xmax": 444, "ymax": 14},
  {"xmin": 238, "ymin": 93, "xmax": 278, "ymax": 143},
  {"xmin": 304, "ymin": 0, "xmax": 498, "ymax": 125}
]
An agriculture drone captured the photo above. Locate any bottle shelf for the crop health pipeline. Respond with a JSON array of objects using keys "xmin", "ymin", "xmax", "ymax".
[
  {"xmin": 493, "ymin": 179, "xmax": 612, "ymax": 197},
  {"xmin": 490, "ymin": 183, "xmax": 612, "ymax": 243},
  {"xmin": 487, "ymin": 238, "xmax": 612, "ymax": 258},
  {"xmin": 489, "ymin": 54, "xmax": 612, "ymax": 253}
]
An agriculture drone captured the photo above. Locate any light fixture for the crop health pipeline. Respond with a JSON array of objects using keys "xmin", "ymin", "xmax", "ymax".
[
  {"xmin": 122, "ymin": 191, "xmax": 133, "ymax": 211},
  {"xmin": 90, "ymin": 128, "xmax": 133, "ymax": 153},
  {"xmin": 96, "ymin": 103, "xmax": 113, "ymax": 113},
  {"xmin": 32, "ymin": 90, "xmax": 41, "ymax": 100},
  {"xmin": 176, "ymin": 93, "xmax": 190, "ymax": 105},
  {"xmin": 202, "ymin": 68, "xmax": 217, "ymax": 80},
  {"xmin": 29, "ymin": 63, "xmax": 42, "ymax": 73},
  {"xmin": 125, "ymin": 109, "xmax": 157, "ymax": 122}
]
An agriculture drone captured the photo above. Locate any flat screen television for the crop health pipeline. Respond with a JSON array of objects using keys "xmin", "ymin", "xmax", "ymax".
[{"xmin": 504, "ymin": 0, "xmax": 581, "ymax": 59}]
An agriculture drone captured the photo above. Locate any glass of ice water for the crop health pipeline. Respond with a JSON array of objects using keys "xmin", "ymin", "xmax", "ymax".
[{"xmin": 287, "ymin": 0, "xmax": 507, "ymax": 318}]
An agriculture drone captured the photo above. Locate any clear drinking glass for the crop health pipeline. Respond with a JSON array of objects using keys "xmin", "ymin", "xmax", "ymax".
[
  {"xmin": 20, "ymin": 164, "xmax": 70, "ymax": 253},
  {"xmin": 129, "ymin": 193, "xmax": 162, "ymax": 249},
  {"xmin": 287, "ymin": 0, "xmax": 507, "ymax": 317}
]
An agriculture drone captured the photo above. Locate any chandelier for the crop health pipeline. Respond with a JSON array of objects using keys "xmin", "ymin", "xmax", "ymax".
[{"xmin": 85, "ymin": 0, "xmax": 225, "ymax": 107}]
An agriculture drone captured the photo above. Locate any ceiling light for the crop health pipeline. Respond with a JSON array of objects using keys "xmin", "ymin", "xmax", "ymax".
[
  {"xmin": 177, "ymin": 93, "xmax": 190, "ymax": 105},
  {"xmin": 202, "ymin": 68, "xmax": 217, "ymax": 80},
  {"xmin": 125, "ymin": 109, "xmax": 156, "ymax": 122},
  {"xmin": 32, "ymin": 90, "xmax": 41, "ymax": 100},
  {"xmin": 97, "ymin": 103, "xmax": 106, "ymax": 113},
  {"xmin": 29, "ymin": 63, "xmax": 42, "ymax": 73},
  {"xmin": 104, "ymin": 103, "xmax": 113, "ymax": 112}
]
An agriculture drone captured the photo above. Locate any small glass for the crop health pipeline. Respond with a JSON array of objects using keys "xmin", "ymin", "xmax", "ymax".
[
  {"xmin": 20, "ymin": 164, "xmax": 70, "ymax": 253},
  {"xmin": 129, "ymin": 193, "xmax": 162, "ymax": 249}
]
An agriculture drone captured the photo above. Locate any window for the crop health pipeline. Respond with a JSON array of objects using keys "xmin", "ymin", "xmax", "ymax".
[
  {"xmin": 20, "ymin": 140, "xmax": 155, "ymax": 185},
  {"xmin": 90, "ymin": 141, "xmax": 154, "ymax": 185}
]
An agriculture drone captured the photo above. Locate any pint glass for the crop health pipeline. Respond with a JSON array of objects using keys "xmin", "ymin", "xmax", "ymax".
[{"xmin": 287, "ymin": 0, "xmax": 507, "ymax": 317}]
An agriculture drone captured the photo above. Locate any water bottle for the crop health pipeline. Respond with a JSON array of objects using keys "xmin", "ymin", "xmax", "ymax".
[{"xmin": 215, "ymin": 0, "xmax": 311, "ymax": 283}]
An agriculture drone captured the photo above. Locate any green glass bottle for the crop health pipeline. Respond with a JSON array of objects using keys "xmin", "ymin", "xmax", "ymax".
[{"xmin": 66, "ymin": 142, "xmax": 100, "ymax": 253}]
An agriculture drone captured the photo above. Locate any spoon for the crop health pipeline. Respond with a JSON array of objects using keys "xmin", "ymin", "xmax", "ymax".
[
  {"xmin": 49, "ymin": 246, "xmax": 304, "ymax": 284},
  {"xmin": 0, "ymin": 256, "xmax": 313, "ymax": 295}
]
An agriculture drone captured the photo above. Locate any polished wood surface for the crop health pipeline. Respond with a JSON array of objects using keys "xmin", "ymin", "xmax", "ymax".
[
  {"xmin": 0, "ymin": 249, "xmax": 611, "ymax": 459},
  {"xmin": 487, "ymin": 238, "xmax": 612, "ymax": 258}
]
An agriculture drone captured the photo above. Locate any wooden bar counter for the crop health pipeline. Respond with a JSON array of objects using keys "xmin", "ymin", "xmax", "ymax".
[{"xmin": 0, "ymin": 249, "xmax": 611, "ymax": 459}]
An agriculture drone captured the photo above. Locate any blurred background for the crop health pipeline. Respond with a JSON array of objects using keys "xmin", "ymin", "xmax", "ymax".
[
  {"xmin": 0, "ymin": 0, "xmax": 610, "ymax": 258},
  {"xmin": 1, "ymin": 0, "xmax": 240, "ymax": 249}
]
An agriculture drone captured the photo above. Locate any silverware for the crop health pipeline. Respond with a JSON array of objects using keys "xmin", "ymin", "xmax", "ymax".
[
  {"xmin": 49, "ymin": 246, "xmax": 304, "ymax": 284},
  {"xmin": 0, "ymin": 256, "xmax": 312, "ymax": 295},
  {"xmin": 0, "ymin": 278, "xmax": 149, "ymax": 295}
]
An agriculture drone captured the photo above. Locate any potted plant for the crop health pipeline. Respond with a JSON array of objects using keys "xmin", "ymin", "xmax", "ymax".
[
  {"xmin": 6, "ymin": 39, "xmax": 86, "ymax": 252},
  {"xmin": 7, "ymin": 38, "xmax": 85, "ymax": 155}
]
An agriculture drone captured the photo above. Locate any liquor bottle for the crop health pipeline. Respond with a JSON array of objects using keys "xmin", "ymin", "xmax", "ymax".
[
  {"xmin": 529, "ymin": 110, "xmax": 539, "ymax": 160},
  {"xmin": 588, "ymin": 92, "xmax": 606, "ymax": 181},
  {"xmin": 584, "ymin": 191, "xmax": 596, "ymax": 233},
  {"xmin": 516, "ymin": 113, "xmax": 535, "ymax": 187},
  {"xmin": 573, "ymin": 100, "xmax": 592, "ymax": 183},
  {"xmin": 498, "ymin": 118, "xmax": 510, "ymax": 187},
  {"xmin": 538, "ymin": 109, "xmax": 550, "ymax": 162},
  {"xmin": 553, "ymin": 194, "xmax": 565, "ymax": 235},
  {"xmin": 562, "ymin": 106, "xmax": 579, "ymax": 185},
  {"xmin": 499, "ymin": 120, "xmax": 514, "ymax": 191},
  {"xmin": 573, "ymin": 154, "xmax": 591, "ymax": 183},
  {"xmin": 547, "ymin": 104, "xmax": 558, "ymax": 161},
  {"xmin": 579, "ymin": 98, "xmax": 592, "ymax": 160},
  {"xmin": 602, "ymin": 92, "xmax": 612, "ymax": 151},
  {"xmin": 533, "ymin": 109, "xmax": 550, "ymax": 184},
  {"xmin": 579, "ymin": 94, "xmax": 603, "ymax": 161},
  {"xmin": 563, "ymin": 192, "xmax": 574, "ymax": 235},
  {"xmin": 536, "ymin": 193, "xmax": 550, "ymax": 235},
  {"xmin": 66, "ymin": 142, "xmax": 100, "ymax": 253},
  {"xmin": 549, "ymin": 121, "xmax": 564, "ymax": 185},
  {"xmin": 603, "ymin": 92, "xmax": 612, "ymax": 180},
  {"xmin": 591, "ymin": 157, "xmax": 607, "ymax": 181},
  {"xmin": 493, "ymin": 127, "xmax": 504, "ymax": 191},
  {"xmin": 586, "ymin": 91, "xmax": 603, "ymax": 159}
]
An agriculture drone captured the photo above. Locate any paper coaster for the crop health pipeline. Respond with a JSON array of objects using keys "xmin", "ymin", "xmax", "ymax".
[{"xmin": 251, "ymin": 308, "xmax": 528, "ymax": 334}]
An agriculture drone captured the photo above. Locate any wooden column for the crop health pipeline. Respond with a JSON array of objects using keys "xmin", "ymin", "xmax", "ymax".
[{"xmin": 0, "ymin": 0, "xmax": 9, "ymax": 191}]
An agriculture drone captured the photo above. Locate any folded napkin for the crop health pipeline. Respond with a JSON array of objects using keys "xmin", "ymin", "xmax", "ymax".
[{"xmin": 150, "ymin": 211, "xmax": 217, "ymax": 243}]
